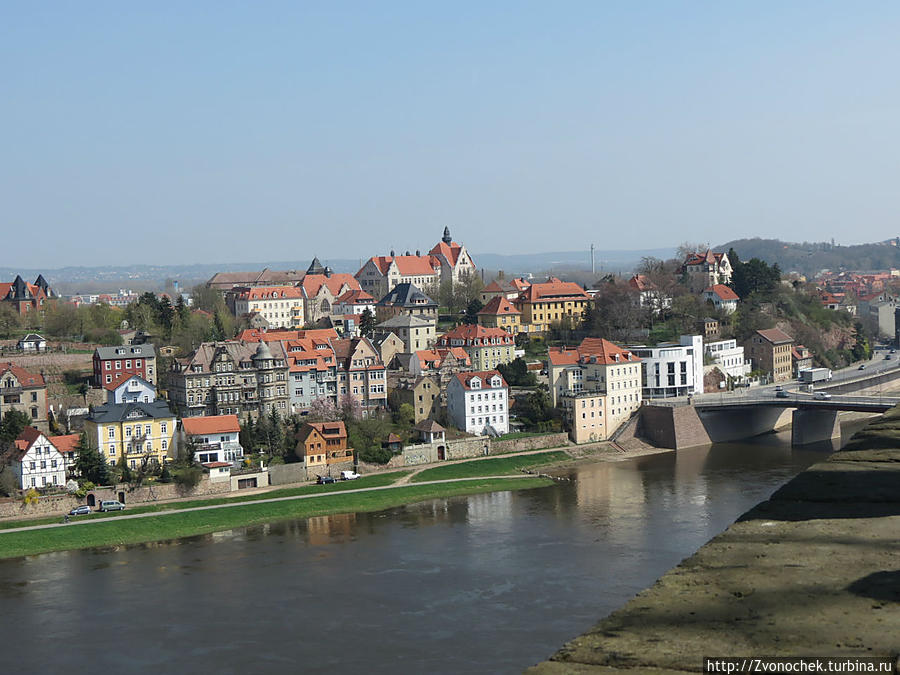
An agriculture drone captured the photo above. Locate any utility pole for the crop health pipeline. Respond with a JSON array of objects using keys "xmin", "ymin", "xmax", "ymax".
[{"xmin": 590, "ymin": 244, "xmax": 595, "ymax": 276}]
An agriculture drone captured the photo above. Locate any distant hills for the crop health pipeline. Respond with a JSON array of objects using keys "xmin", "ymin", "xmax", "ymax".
[
  {"xmin": 0, "ymin": 246, "xmax": 675, "ymax": 292},
  {"xmin": 718, "ymin": 238, "xmax": 900, "ymax": 277}
]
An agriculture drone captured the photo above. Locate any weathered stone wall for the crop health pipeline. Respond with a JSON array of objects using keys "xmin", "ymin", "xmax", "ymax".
[
  {"xmin": 639, "ymin": 405, "xmax": 712, "ymax": 450},
  {"xmin": 0, "ymin": 476, "xmax": 233, "ymax": 519},
  {"xmin": 491, "ymin": 432, "xmax": 568, "ymax": 455},
  {"xmin": 268, "ymin": 463, "xmax": 308, "ymax": 485}
]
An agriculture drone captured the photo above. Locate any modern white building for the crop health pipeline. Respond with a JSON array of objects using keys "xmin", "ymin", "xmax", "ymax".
[
  {"xmin": 104, "ymin": 374, "xmax": 157, "ymax": 404},
  {"xmin": 5, "ymin": 427, "xmax": 66, "ymax": 490},
  {"xmin": 447, "ymin": 370, "xmax": 509, "ymax": 436},
  {"xmin": 705, "ymin": 339, "xmax": 752, "ymax": 380},
  {"xmin": 180, "ymin": 414, "xmax": 244, "ymax": 464},
  {"xmin": 629, "ymin": 335, "xmax": 704, "ymax": 398}
]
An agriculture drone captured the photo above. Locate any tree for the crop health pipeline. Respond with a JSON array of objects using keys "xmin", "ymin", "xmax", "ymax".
[
  {"xmin": 497, "ymin": 358, "xmax": 537, "ymax": 387},
  {"xmin": 464, "ymin": 299, "xmax": 484, "ymax": 325},
  {"xmin": 851, "ymin": 321, "xmax": 871, "ymax": 362},
  {"xmin": 77, "ymin": 382, "xmax": 90, "ymax": 406},
  {"xmin": 588, "ymin": 283, "xmax": 643, "ymax": 341},
  {"xmin": 339, "ymin": 394, "xmax": 363, "ymax": 422},
  {"xmin": 0, "ymin": 303, "xmax": 20, "ymax": 339},
  {"xmin": 392, "ymin": 403, "xmax": 415, "ymax": 428},
  {"xmin": 359, "ymin": 308, "xmax": 377, "ymax": 338},
  {"xmin": 309, "ymin": 397, "xmax": 339, "ymax": 422},
  {"xmin": 0, "ymin": 410, "xmax": 32, "ymax": 446},
  {"xmin": 0, "ymin": 465, "xmax": 17, "ymax": 496},
  {"xmin": 72, "ymin": 433, "xmax": 112, "ymax": 485}
]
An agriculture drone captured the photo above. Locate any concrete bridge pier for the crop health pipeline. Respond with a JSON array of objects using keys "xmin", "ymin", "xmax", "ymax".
[{"xmin": 791, "ymin": 408, "xmax": 841, "ymax": 446}]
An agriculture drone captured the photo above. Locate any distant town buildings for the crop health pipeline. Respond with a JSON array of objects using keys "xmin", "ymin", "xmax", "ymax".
[
  {"xmin": 447, "ymin": 370, "xmax": 509, "ymax": 436},
  {"xmin": 93, "ymin": 344, "xmax": 157, "ymax": 387},
  {"xmin": 0, "ymin": 275, "xmax": 56, "ymax": 316}
]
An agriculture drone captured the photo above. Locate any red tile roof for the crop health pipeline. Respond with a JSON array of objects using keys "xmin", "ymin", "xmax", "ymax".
[
  {"xmin": 414, "ymin": 347, "xmax": 472, "ymax": 370},
  {"xmin": 102, "ymin": 372, "xmax": 150, "ymax": 391},
  {"xmin": 49, "ymin": 433, "xmax": 80, "ymax": 455},
  {"xmin": 683, "ymin": 250, "xmax": 727, "ymax": 267},
  {"xmin": 454, "ymin": 370, "xmax": 508, "ymax": 391},
  {"xmin": 478, "ymin": 296, "xmax": 520, "ymax": 316},
  {"xmin": 365, "ymin": 255, "xmax": 441, "ymax": 277},
  {"xmin": 548, "ymin": 338, "xmax": 640, "ymax": 367},
  {"xmin": 704, "ymin": 284, "xmax": 739, "ymax": 301},
  {"xmin": 182, "ymin": 414, "xmax": 241, "ymax": 435},
  {"xmin": 237, "ymin": 328, "xmax": 338, "ymax": 342},
  {"xmin": 301, "ymin": 273, "xmax": 360, "ymax": 298},
  {"xmin": 202, "ymin": 462, "xmax": 232, "ymax": 469},
  {"xmin": 336, "ymin": 289, "xmax": 375, "ymax": 304},
  {"xmin": 429, "ymin": 240, "xmax": 466, "ymax": 267},
  {"xmin": 437, "ymin": 324, "xmax": 515, "ymax": 345},
  {"xmin": 0, "ymin": 362, "xmax": 45, "ymax": 387},
  {"xmin": 520, "ymin": 278, "xmax": 589, "ymax": 303},
  {"xmin": 628, "ymin": 274, "xmax": 656, "ymax": 292},
  {"xmin": 236, "ymin": 286, "xmax": 304, "ymax": 301}
]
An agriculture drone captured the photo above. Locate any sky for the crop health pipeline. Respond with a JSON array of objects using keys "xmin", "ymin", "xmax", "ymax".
[{"xmin": 3, "ymin": 2, "xmax": 900, "ymax": 268}]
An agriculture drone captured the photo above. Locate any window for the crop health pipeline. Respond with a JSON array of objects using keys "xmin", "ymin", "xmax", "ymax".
[
  {"xmin": 161, "ymin": 422, "xmax": 167, "ymax": 435},
  {"xmin": 108, "ymin": 427, "xmax": 115, "ymax": 439},
  {"xmin": 109, "ymin": 445, "xmax": 116, "ymax": 456},
  {"xmin": 30, "ymin": 461, "xmax": 36, "ymax": 470}
]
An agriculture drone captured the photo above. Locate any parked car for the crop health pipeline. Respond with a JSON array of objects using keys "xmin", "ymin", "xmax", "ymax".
[
  {"xmin": 813, "ymin": 392, "xmax": 832, "ymax": 400},
  {"xmin": 69, "ymin": 505, "xmax": 92, "ymax": 516},
  {"xmin": 774, "ymin": 385, "xmax": 784, "ymax": 392},
  {"xmin": 776, "ymin": 390, "xmax": 789, "ymax": 398},
  {"xmin": 858, "ymin": 364, "xmax": 866, "ymax": 370},
  {"xmin": 99, "ymin": 500, "xmax": 125, "ymax": 512},
  {"xmin": 340, "ymin": 471, "xmax": 360, "ymax": 481},
  {"xmin": 316, "ymin": 475, "xmax": 336, "ymax": 485},
  {"xmin": 886, "ymin": 355, "xmax": 893, "ymax": 360}
]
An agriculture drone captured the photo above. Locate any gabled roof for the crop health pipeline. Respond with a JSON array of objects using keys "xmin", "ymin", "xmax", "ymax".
[
  {"xmin": 683, "ymin": 250, "xmax": 727, "ymax": 267},
  {"xmin": 301, "ymin": 273, "xmax": 360, "ymax": 298},
  {"xmin": 704, "ymin": 284, "xmax": 739, "ymax": 301},
  {"xmin": 103, "ymin": 373, "xmax": 154, "ymax": 392},
  {"xmin": 237, "ymin": 328, "xmax": 338, "ymax": 342},
  {"xmin": 414, "ymin": 347, "xmax": 471, "ymax": 370},
  {"xmin": 0, "ymin": 362, "xmax": 45, "ymax": 387},
  {"xmin": 19, "ymin": 333, "xmax": 46, "ymax": 343},
  {"xmin": 335, "ymin": 289, "xmax": 375, "ymax": 304},
  {"xmin": 520, "ymin": 277, "xmax": 589, "ymax": 303},
  {"xmin": 454, "ymin": 370, "xmax": 508, "ymax": 391},
  {"xmin": 478, "ymin": 296, "xmax": 521, "ymax": 316},
  {"xmin": 376, "ymin": 314, "xmax": 433, "ymax": 329},
  {"xmin": 437, "ymin": 324, "xmax": 514, "ymax": 344},
  {"xmin": 548, "ymin": 338, "xmax": 641, "ymax": 367},
  {"xmin": 182, "ymin": 414, "xmax": 241, "ymax": 435},
  {"xmin": 5, "ymin": 427, "xmax": 53, "ymax": 463},
  {"xmin": 49, "ymin": 433, "xmax": 80, "ymax": 455},
  {"xmin": 628, "ymin": 274, "xmax": 656, "ymax": 292},
  {"xmin": 376, "ymin": 283, "xmax": 437, "ymax": 308},
  {"xmin": 362, "ymin": 255, "xmax": 441, "ymax": 277},
  {"xmin": 429, "ymin": 240, "xmax": 469, "ymax": 268},
  {"xmin": 755, "ymin": 328, "xmax": 794, "ymax": 345},
  {"xmin": 235, "ymin": 285, "xmax": 304, "ymax": 301},
  {"xmin": 414, "ymin": 419, "xmax": 445, "ymax": 433}
]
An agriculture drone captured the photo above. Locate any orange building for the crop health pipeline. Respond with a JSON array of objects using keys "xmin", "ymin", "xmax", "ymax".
[{"xmin": 295, "ymin": 421, "xmax": 353, "ymax": 469}]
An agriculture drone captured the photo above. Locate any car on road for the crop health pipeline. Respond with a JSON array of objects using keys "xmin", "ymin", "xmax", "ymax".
[
  {"xmin": 776, "ymin": 390, "xmax": 789, "ymax": 398},
  {"xmin": 316, "ymin": 475, "xmax": 336, "ymax": 485},
  {"xmin": 774, "ymin": 385, "xmax": 784, "ymax": 391},
  {"xmin": 340, "ymin": 471, "xmax": 360, "ymax": 480},
  {"xmin": 858, "ymin": 364, "xmax": 866, "ymax": 370},
  {"xmin": 886, "ymin": 355, "xmax": 893, "ymax": 360},
  {"xmin": 99, "ymin": 500, "xmax": 125, "ymax": 512},
  {"xmin": 69, "ymin": 505, "xmax": 92, "ymax": 516},
  {"xmin": 813, "ymin": 392, "xmax": 832, "ymax": 400}
]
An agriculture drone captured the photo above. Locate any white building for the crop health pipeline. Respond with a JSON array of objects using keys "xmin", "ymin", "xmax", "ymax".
[
  {"xmin": 104, "ymin": 374, "xmax": 157, "ymax": 404},
  {"xmin": 705, "ymin": 339, "xmax": 752, "ymax": 380},
  {"xmin": 629, "ymin": 335, "xmax": 704, "ymax": 398},
  {"xmin": 232, "ymin": 286, "xmax": 305, "ymax": 328},
  {"xmin": 447, "ymin": 370, "xmax": 509, "ymax": 436},
  {"xmin": 332, "ymin": 289, "xmax": 376, "ymax": 315},
  {"xmin": 5, "ymin": 427, "xmax": 66, "ymax": 490},
  {"xmin": 180, "ymin": 414, "xmax": 244, "ymax": 464},
  {"xmin": 702, "ymin": 284, "xmax": 739, "ymax": 314}
]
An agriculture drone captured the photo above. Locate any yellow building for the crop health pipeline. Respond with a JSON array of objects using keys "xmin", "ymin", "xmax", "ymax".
[
  {"xmin": 560, "ymin": 391, "xmax": 609, "ymax": 444},
  {"xmin": 477, "ymin": 296, "xmax": 521, "ymax": 334},
  {"xmin": 84, "ymin": 400, "xmax": 176, "ymax": 469},
  {"xmin": 516, "ymin": 277, "xmax": 590, "ymax": 333}
]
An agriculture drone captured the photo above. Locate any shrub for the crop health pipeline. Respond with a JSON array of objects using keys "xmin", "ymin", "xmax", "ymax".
[{"xmin": 22, "ymin": 488, "xmax": 40, "ymax": 505}]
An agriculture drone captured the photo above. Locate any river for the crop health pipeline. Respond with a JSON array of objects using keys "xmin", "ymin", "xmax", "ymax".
[{"xmin": 0, "ymin": 424, "xmax": 862, "ymax": 674}]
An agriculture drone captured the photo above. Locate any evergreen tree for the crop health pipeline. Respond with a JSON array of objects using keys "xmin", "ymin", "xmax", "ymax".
[
  {"xmin": 359, "ymin": 308, "xmax": 377, "ymax": 338},
  {"xmin": 0, "ymin": 410, "xmax": 32, "ymax": 446},
  {"xmin": 464, "ymin": 299, "xmax": 484, "ymax": 325},
  {"xmin": 73, "ymin": 433, "xmax": 112, "ymax": 485}
]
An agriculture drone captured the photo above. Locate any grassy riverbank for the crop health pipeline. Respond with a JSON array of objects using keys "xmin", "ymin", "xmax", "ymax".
[
  {"xmin": 411, "ymin": 451, "xmax": 570, "ymax": 482},
  {"xmin": 0, "ymin": 477, "xmax": 552, "ymax": 559},
  {"xmin": 0, "ymin": 472, "xmax": 411, "ymax": 531}
]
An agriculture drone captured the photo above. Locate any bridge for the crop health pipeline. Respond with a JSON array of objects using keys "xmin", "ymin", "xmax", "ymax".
[{"xmin": 639, "ymin": 387, "xmax": 900, "ymax": 448}]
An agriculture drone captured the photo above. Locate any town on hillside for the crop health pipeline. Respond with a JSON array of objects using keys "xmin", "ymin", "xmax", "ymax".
[{"xmin": 0, "ymin": 230, "xmax": 895, "ymax": 506}]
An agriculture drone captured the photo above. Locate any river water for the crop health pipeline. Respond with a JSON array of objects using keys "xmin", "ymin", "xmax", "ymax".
[{"xmin": 0, "ymin": 426, "xmax": 859, "ymax": 674}]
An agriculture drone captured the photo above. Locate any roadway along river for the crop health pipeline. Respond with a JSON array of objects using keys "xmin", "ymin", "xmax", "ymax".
[{"xmin": 0, "ymin": 423, "xmax": 866, "ymax": 674}]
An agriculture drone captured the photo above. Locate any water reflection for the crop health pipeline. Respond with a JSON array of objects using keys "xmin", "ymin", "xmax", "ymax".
[{"xmin": 0, "ymin": 427, "xmax": 856, "ymax": 674}]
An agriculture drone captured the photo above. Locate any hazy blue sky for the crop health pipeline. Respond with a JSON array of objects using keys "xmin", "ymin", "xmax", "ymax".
[{"xmin": 3, "ymin": 2, "xmax": 899, "ymax": 268}]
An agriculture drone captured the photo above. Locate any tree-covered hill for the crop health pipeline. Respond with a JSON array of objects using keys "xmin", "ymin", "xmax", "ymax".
[{"xmin": 718, "ymin": 238, "xmax": 900, "ymax": 277}]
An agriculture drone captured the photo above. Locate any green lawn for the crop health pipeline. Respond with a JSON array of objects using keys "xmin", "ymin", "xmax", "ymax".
[
  {"xmin": 411, "ymin": 451, "xmax": 570, "ymax": 482},
  {"xmin": 0, "ymin": 477, "xmax": 552, "ymax": 559},
  {"xmin": 0, "ymin": 472, "xmax": 410, "ymax": 531}
]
